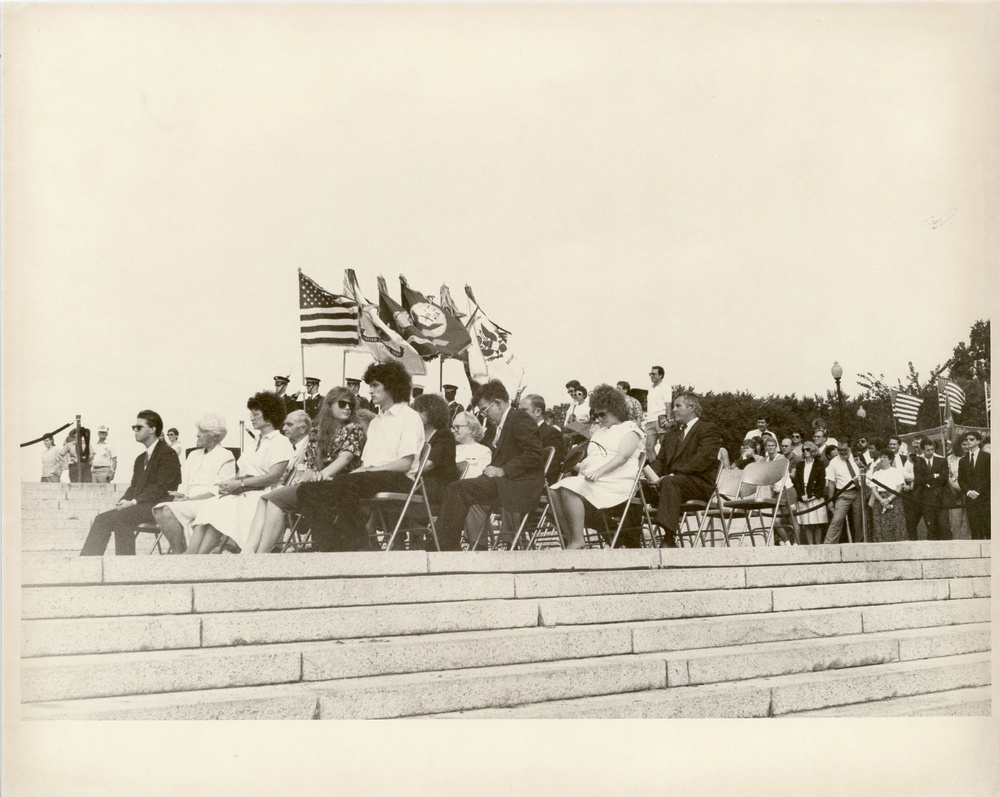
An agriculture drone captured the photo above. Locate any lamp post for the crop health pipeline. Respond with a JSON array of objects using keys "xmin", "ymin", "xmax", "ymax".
[{"xmin": 831, "ymin": 361, "xmax": 845, "ymax": 438}]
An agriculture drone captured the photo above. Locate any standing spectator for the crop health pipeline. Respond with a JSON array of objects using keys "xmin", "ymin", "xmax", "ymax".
[
  {"xmin": 40, "ymin": 434, "xmax": 65, "ymax": 482},
  {"xmin": 616, "ymin": 381, "xmax": 646, "ymax": 429},
  {"xmin": 823, "ymin": 441, "xmax": 865, "ymax": 544},
  {"xmin": 444, "ymin": 384, "xmax": 464, "ymax": 423},
  {"xmin": 734, "ymin": 437, "xmax": 763, "ymax": 469},
  {"xmin": 346, "ymin": 377, "xmax": 375, "ymax": 413},
  {"xmin": 789, "ymin": 431, "xmax": 805, "ymax": 460},
  {"xmin": 272, "ymin": 374, "xmax": 296, "ymax": 415},
  {"xmin": 791, "ymin": 442, "xmax": 827, "ymax": 545},
  {"xmin": 564, "ymin": 381, "xmax": 590, "ymax": 424},
  {"xmin": 811, "ymin": 428, "xmax": 839, "ymax": 462},
  {"xmin": 943, "ymin": 438, "xmax": 966, "ymax": 538},
  {"xmin": 90, "ymin": 425, "xmax": 117, "ymax": 483},
  {"xmin": 907, "ymin": 438, "xmax": 950, "ymax": 541},
  {"xmin": 79, "ymin": 410, "xmax": 181, "ymax": 556},
  {"xmin": 301, "ymin": 377, "xmax": 324, "ymax": 419},
  {"xmin": 868, "ymin": 448, "xmax": 906, "ymax": 543},
  {"xmin": 779, "ymin": 438, "xmax": 802, "ymax": 468},
  {"xmin": 62, "ymin": 427, "xmax": 92, "ymax": 483},
  {"xmin": 958, "ymin": 431, "xmax": 990, "ymax": 540},
  {"xmin": 644, "ymin": 365, "xmax": 671, "ymax": 460},
  {"xmin": 166, "ymin": 428, "xmax": 183, "ymax": 458},
  {"xmin": 744, "ymin": 418, "xmax": 778, "ymax": 446}
]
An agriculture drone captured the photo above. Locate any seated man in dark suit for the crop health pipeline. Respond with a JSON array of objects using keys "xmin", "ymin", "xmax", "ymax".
[
  {"xmin": 518, "ymin": 393, "xmax": 565, "ymax": 483},
  {"xmin": 958, "ymin": 430, "xmax": 990, "ymax": 540},
  {"xmin": 436, "ymin": 380, "xmax": 545, "ymax": 550},
  {"xmin": 908, "ymin": 438, "xmax": 950, "ymax": 540},
  {"xmin": 80, "ymin": 409, "xmax": 182, "ymax": 556},
  {"xmin": 646, "ymin": 392, "xmax": 722, "ymax": 549}
]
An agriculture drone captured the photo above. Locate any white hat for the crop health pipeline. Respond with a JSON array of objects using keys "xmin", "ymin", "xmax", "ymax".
[{"xmin": 98, "ymin": 425, "xmax": 109, "ymax": 433}]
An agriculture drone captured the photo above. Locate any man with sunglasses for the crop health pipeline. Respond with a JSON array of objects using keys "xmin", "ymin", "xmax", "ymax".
[
  {"xmin": 958, "ymin": 431, "xmax": 990, "ymax": 540},
  {"xmin": 645, "ymin": 365, "xmax": 671, "ymax": 461},
  {"xmin": 436, "ymin": 379, "xmax": 544, "ymax": 550},
  {"xmin": 80, "ymin": 409, "xmax": 181, "ymax": 556}
]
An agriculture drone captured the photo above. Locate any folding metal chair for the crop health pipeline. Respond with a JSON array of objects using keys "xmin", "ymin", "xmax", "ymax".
[
  {"xmin": 134, "ymin": 522, "xmax": 166, "ymax": 554},
  {"xmin": 368, "ymin": 443, "xmax": 438, "ymax": 551},
  {"xmin": 598, "ymin": 452, "xmax": 656, "ymax": 549},
  {"xmin": 468, "ymin": 447, "xmax": 555, "ymax": 551},
  {"xmin": 691, "ymin": 467, "xmax": 747, "ymax": 547},
  {"xmin": 720, "ymin": 459, "xmax": 792, "ymax": 546},
  {"xmin": 676, "ymin": 461, "xmax": 723, "ymax": 548},
  {"xmin": 279, "ymin": 512, "xmax": 312, "ymax": 552}
]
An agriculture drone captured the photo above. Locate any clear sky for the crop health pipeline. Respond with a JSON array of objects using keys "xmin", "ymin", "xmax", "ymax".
[{"xmin": 5, "ymin": 3, "xmax": 997, "ymax": 479}]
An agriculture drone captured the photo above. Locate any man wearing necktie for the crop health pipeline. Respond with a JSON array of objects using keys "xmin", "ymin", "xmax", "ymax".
[
  {"xmin": 80, "ymin": 410, "xmax": 181, "ymax": 556},
  {"xmin": 823, "ymin": 441, "xmax": 865, "ymax": 544},
  {"xmin": 435, "ymin": 379, "xmax": 544, "ymax": 550},
  {"xmin": 958, "ymin": 431, "xmax": 991, "ymax": 540},
  {"xmin": 907, "ymin": 438, "xmax": 950, "ymax": 541}
]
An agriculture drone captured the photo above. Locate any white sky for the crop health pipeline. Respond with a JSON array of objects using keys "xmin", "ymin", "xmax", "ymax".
[{"xmin": 5, "ymin": 3, "xmax": 997, "ymax": 480}]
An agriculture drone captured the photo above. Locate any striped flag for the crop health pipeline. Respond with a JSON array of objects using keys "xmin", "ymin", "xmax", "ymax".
[
  {"xmin": 891, "ymin": 389, "xmax": 922, "ymax": 427},
  {"xmin": 985, "ymin": 381, "xmax": 991, "ymax": 415},
  {"xmin": 937, "ymin": 377, "xmax": 966, "ymax": 415},
  {"xmin": 299, "ymin": 271, "xmax": 359, "ymax": 346}
]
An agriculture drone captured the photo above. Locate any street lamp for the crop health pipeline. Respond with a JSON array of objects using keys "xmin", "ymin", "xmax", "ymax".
[{"xmin": 831, "ymin": 361, "xmax": 845, "ymax": 437}]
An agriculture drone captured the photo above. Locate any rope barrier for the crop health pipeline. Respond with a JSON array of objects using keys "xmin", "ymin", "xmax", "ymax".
[{"xmin": 20, "ymin": 422, "xmax": 74, "ymax": 448}]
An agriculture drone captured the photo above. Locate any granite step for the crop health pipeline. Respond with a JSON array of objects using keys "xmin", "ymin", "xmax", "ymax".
[
  {"xmin": 781, "ymin": 685, "xmax": 991, "ymax": 717},
  {"xmin": 433, "ymin": 652, "xmax": 992, "ymax": 718}
]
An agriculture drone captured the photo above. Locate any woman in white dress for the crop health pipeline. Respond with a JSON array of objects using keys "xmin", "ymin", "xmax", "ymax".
[
  {"xmin": 550, "ymin": 384, "xmax": 643, "ymax": 550},
  {"xmin": 451, "ymin": 410, "xmax": 492, "ymax": 480},
  {"xmin": 152, "ymin": 414, "xmax": 236, "ymax": 553},
  {"xmin": 188, "ymin": 391, "xmax": 293, "ymax": 554}
]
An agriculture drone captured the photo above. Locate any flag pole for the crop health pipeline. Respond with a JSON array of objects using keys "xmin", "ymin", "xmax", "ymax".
[
  {"xmin": 439, "ymin": 356, "xmax": 444, "ymax": 392},
  {"xmin": 342, "ymin": 348, "xmax": 348, "ymax": 388}
]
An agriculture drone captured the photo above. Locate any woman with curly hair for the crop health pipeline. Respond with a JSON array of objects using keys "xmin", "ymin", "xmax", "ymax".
[
  {"xmin": 188, "ymin": 391, "xmax": 293, "ymax": 554},
  {"xmin": 550, "ymin": 384, "xmax": 644, "ymax": 549},
  {"xmin": 242, "ymin": 386, "xmax": 367, "ymax": 553}
]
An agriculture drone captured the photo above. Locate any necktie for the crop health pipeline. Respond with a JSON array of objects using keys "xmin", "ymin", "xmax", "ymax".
[{"xmin": 970, "ymin": 453, "xmax": 975, "ymax": 469}]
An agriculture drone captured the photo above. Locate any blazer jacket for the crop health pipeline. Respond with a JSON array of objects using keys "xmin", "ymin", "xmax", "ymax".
[
  {"xmin": 488, "ymin": 407, "xmax": 545, "ymax": 513},
  {"xmin": 653, "ymin": 418, "xmax": 723, "ymax": 492},
  {"xmin": 424, "ymin": 429, "xmax": 459, "ymax": 502},
  {"xmin": 122, "ymin": 440, "xmax": 182, "ymax": 505},
  {"xmin": 538, "ymin": 422, "xmax": 567, "ymax": 484},
  {"xmin": 911, "ymin": 454, "xmax": 949, "ymax": 503},
  {"xmin": 792, "ymin": 458, "xmax": 827, "ymax": 501},
  {"xmin": 958, "ymin": 450, "xmax": 990, "ymax": 499}
]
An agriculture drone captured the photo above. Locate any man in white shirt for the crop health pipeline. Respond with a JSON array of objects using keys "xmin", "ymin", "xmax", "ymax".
[
  {"xmin": 40, "ymin": 434, "xmax": 65, "ymax": 482},
  {"xmin": 297, "ymin": 361, "xmax": 424, "ymax": 552},
  {"xmin": 90, "ymin": 425, "xmax": 117, "ymax": 483},
  {"xmin": 744, "ymin": 418, "xmax": 778, "ymax": 446},
  {"xmin": 645, "ymin": 365, "xmax": 671, "ymax": 460},
  {"xmin": 823, "ymin": 441, "xmax": 865, "ymax": 544}
]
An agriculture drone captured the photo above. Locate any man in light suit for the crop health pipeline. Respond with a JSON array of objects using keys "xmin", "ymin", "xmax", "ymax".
[
  {"xmin": 436, "ymin": 380, "xmax": 545, "ymax": 550},
  {"xmin": 80, "ymin": 409, "xmax": 182, "ymax": 556},
  {"xmin": 958, "ymin": 430, "xmax": 990, "ymax": 540},
  {"xmin": 907, "ymin": 438, "xmax": 950, "ymax": 540},
  {"xmin": 647, "ymin": 392, "xmax": 722, "ymax": 548}
]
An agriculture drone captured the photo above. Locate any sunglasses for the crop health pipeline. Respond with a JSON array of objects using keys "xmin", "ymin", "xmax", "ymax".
[
  {"xmin": 332, "ymin": 399, "xmax": 353, "ymax": 410},
  {"xmin": 590, "ymin": 411, "xmax": 607, "ymax": 422},
  {"xmin": 131, "ymin": 425, "xmax": 147, "ymax": 432}
]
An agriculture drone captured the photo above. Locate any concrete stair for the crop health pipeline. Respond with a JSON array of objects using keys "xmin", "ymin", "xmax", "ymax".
[{"xmin": 15, "ymin": 482, "xmax": 992, "ymax": 719}]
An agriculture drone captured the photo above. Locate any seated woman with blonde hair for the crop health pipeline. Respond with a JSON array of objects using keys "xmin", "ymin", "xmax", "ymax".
[
  {"xmin": 549, "ymin": 384, "xmax": 644, "ymax": 550},
  {"xmin": 152, "ymin": 413, "xmax": 236, "ymax": 553},
  {"xmin": 451, "ymin": 410, "xmax": 492, "ymax": 480},
  {"xmin": 242, "ymin": 387, "xmax": 366, "ymax": 553}
]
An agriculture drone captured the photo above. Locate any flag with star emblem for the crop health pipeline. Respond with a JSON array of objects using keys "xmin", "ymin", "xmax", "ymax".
[{"xmin": 299, "ymin": 270, "xmax": 359, "ymax": 346}]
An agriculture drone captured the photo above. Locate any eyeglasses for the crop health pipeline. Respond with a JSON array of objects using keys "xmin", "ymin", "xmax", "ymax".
[
  {"xmin": 131, "ymin": 425, "xmax": 146, "ymax": 431},
  {"xmin": 792, "ymin": 434, "xmax": 802, "ymax": 439},
  {"xmin": 451, "ymin": 424, "xmax": 469, "ymax": 431},
  {"xmin": 590, "ymin": 411, "xmax": 607, "ymax": 422},
  {"xmin": 333, "ymin": 400, "xmax": 353, "ymax": 410}
]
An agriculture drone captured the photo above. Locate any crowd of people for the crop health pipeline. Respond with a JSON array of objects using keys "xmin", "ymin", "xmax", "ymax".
[{"xmin": 75, "ymin": 362, "xmax": 992, "ymax": 557}]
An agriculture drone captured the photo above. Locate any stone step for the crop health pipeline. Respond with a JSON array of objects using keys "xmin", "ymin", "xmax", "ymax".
[
  {"xmin": 21, "ymin": 533, "xmax": 90, "ymax": 553},
  {"xmin": 22, "ymin": 598, "xmax": 542, "ymax": 657},
  {"xmin": 536, "ymin": 579, "xmax": 957, "ymax": 627},
  {"xmin": 20, "ymin": 615, "xmax": 988, "ymax": 705},
  {"xmin": 22, "ymin": 517, "xmax": 94, "ymax": 531},
  {"xmin": 435, "ymin": 652, "xmax": 992, "ymax": 718},
  {"xmin": 21, "ymin": 623, "xmax": 633, "ymax": 702},
  {"xmin": 21, "ymin": 682, "xmax": 320, "ymax": 720},
  {"xmin": 781, "ymin": 685, "xmax": 991, "ymax": 717}
]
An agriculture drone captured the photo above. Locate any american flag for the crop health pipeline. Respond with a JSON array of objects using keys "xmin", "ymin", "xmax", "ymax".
[
  {"xmin": 937, "ymin": 377, "xmax": 966, "ymax": 415},
  {"xmin": 299, "ymin": 271, "xmax": 359, "ymax": 346},
  {"xmin": 891, "ymin": 389, "xmax": 922, "ymax": 427}
]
